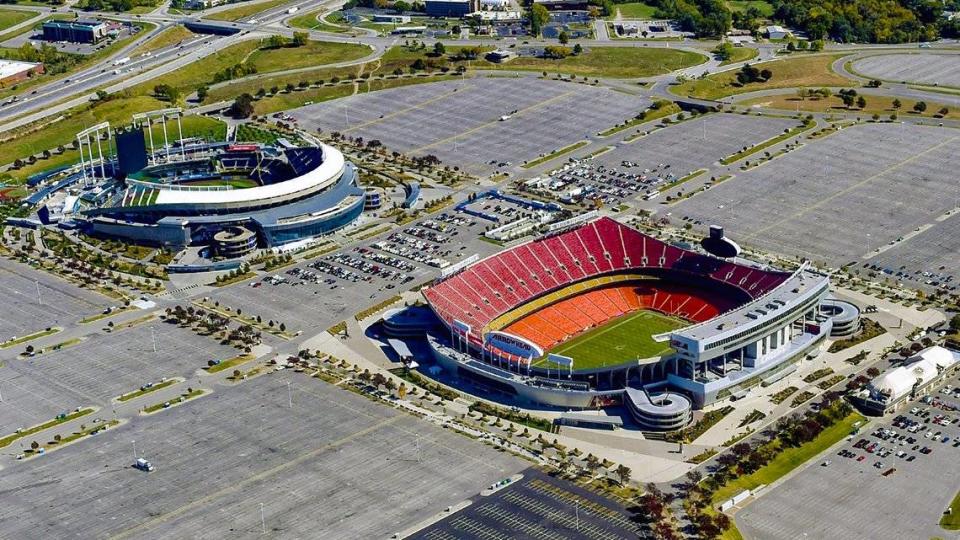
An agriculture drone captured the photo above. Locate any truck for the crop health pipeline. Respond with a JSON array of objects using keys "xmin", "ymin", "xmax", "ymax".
[
  {"xmin": 134, "ymin": 458, "xmax": 155, "ymax": 472},
  {"xmin": 286, "ymin": 6, "xmax": 299, "ymax": 14},
  {"xmin": 113, "ymin": 57, "xmax": 130, "ymax": 66}
]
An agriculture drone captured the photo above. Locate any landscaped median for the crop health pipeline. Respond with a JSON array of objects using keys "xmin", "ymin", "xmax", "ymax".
[
  {"xmin": 719, "ymin": 121, "xmax": 814, "ymax": 165},
  {"xmin": 0, "ymin": 407, "xmax": 96, "ymax": 449},
  {"xmin": 142, "ymin": 388, "xmax": 208, "ymax": 415},
  {"xmin": 598, "ymin": 100, "xmax": 681, "ymax": 137},
  {"xmin": 115, "ymin": 378, "xmax": 180, "ymax": 403},
  {"xmin": 0, "ymin": 327, "xmax": 61, "ymax": 349},
  {"xmin": 941, "ymin": 490, "xmax": 960, "ymax": 530},
  {"xmin": 522, "ymin": 141, "xmax": 589, "ymax": 169},
  {"xmin": 204, "ymin": 354, "xmax": 256, "ymax": 374},
  {"xmin": 80, "ymin": 305, "xmax": 134, "ymax": 324}
]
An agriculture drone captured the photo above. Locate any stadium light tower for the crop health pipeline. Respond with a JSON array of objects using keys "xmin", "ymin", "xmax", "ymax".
[
  {"xmin": 132, "ymin": 108, "xmax": 186, "ymax": 165},
  {"xmin": 76, "ymin": 122, "xmax": 113, "ymax": 187}
]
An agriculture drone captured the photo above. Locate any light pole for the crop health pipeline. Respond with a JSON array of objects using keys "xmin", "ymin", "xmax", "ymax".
[
  {"xmin": 132, "ymin": 439, "xmax": 137, "ymax": 460},
  {"xmin": 574, "ymin": 500, "xmax": 579, "ymax": 531},
  {"xmin": 260, "ymin": 503, "xmax": 266, "ymax": 535},
  {"xmin": 286, "ymin": 381, "xmax": 292, "ymax": 409}
]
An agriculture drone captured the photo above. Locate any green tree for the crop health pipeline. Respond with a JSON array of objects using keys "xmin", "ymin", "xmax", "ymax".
[
  {"xmin": 892, "ymin": 98, "xmax": 902, "ymax": 109},
  {"xmin": 856, "ymin": 95, "xmax": 866, "ymax": 109},
  {"xmin": 530, "ymin": 3, "xmax": 550, "ymax": 37},
  {"xmin": 229, "ymin": 93, "xmax": 255, "ymax": 119},
  {"xmin": 196, "ymin": 85, "xmax": 209, "ymax": 102},
  {"xmin": 558, "ymin": 30, "xmax": 569, "ymax": 45},
  {"xmin": 713, "ymin": 41, "xmax": 734, "ymax": 61},
  {"xmin": 292, "ymin": 31, "xmax": 308, "ymax": 47},
  {"xmin": 433, "ymin": 41, "xmax": 445, "ymax": 56},
  {"xmin": 572, "ymin": 43, "xmax": 583, "ymax": 55},
  {"xmin": 913, "ymin": 101, "xmax": 927, "ymax": 113}
]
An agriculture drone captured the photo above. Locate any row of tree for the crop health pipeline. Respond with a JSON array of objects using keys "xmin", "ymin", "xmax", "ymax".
[{"xmin": 772, "ymin": 0, "xmax": 947, "ymax": 43}]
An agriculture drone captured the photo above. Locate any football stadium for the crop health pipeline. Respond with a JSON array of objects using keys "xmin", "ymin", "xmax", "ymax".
[
  {"xmin": 31, "ymin": 111, "xmax": 364, "ymax": 258},
  {"xmin": 419, "ymin": 217, "xmax": 841, "ymax": 429}
]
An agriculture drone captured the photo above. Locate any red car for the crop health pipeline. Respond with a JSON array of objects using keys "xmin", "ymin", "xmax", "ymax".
[{"xmin": 857, "ymin": 455, "xmax": 866, "ymax": 462}]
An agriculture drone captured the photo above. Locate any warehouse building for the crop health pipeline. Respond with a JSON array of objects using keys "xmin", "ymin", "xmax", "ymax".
[{"xmin": 0, "ymin": 60, "xmax": 43, "ymax": 86}]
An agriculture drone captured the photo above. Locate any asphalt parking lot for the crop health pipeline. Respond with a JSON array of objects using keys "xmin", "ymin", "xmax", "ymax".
[
  {"xmin": 673, "ymin": 122, "xmax": 960, "ymax": 281},
  {"xmin": 595, "ymin": 113, "xmax": 798, "ymax": 181},
  {"xmin": 737, "ymin": 372, "xmax": 960, "ymax": 539},
  {"xmin": 0, "ymin": 321, "xmax": 236, "ymax": 434},
  {"xmin": 851, "ymin": 53, "xmax": 960, "ymax": 88},
  {"xmin": 0, "ymin": 371, "xmax": 526, "ymax": 539},
  {"xmin": 411, "ymin": 468, "xmax": 640, "ymax": 539},
  {"xmin": 0, "ymin": 258, "xmax": 111, "ymax": 340},
  {"xmin": 289, "ymin": 77, "xmax": 649, "ymax": 177},
  {"xmin": 862, "ymin": 214, "xmax": 960, "ymax": 290},
  {"xmin": 207, "ymin": 213, "xmax": 499, "ymax": 333}
]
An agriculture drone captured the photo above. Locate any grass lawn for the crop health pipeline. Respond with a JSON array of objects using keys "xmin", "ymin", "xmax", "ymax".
[
  {"xmin": 205, "ymin": 0, "xmax": 289, "ymax": 21},
  {"xmin": 672, "ymin": 54, "xmax": 852, "ymax": 100},
  {"xmin": 711, "ymin": 411, "xmax": 866, "ymax": 504},
  {"xmin": 606, "ymin": 2, "xmax": 658, "ymax": 19},
  {"xmin": 727, "ymin": 0, "xmax": 773, "ymax": 16},
  {"xmin": 537, "ymin": 310, "xmax": 684, "ymax": 370},
  {"xmin": 485, "ymin": 47, "xmax": 706, "ymax": 78},
  {"xmin": 719, "ymin": 46, "xmax": 758, "ymax": 66},
  {"xmin": 941, "ymin": 491, "xmax": 960, "ymax": 530},
  {"xmin": 741, "ymin": 93, "xmax": 954, "ymax": 120},
  {"xmin": 129, "ymin": 25, "xmax": 196, "ymax": 57},
  {"xmin": 289, "ymin": 9, "xmax": 348, "ymax": 32},
  {"xmin": 246, "ymin": 40, "xmax": 370, "ymax": 72},
  {"xmin": 3, "ymin": 100, "xmax": 224, "ymax": 183},
  {"xmin": 0, "ymin": 8, "xmax": 34, "ymax": 32}
]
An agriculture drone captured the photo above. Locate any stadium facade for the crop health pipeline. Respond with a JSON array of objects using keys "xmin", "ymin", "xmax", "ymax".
[{"xmin": 415, "ymin": 217, "xmax": 839, "ymax": 429}]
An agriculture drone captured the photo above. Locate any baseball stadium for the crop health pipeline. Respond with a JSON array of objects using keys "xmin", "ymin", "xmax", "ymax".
[
  {"xmin": 32, "ymin": 111, "xmax": 364, "ymax": 259},
  {"xmin": 419, "ymin": 217, "xmax": 847, "ymax": 430}
]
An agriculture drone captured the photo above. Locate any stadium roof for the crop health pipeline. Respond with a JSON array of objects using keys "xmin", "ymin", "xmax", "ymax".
[{"xmin": 152, "ymin": 144, "xmax": 344, "ymax": 206}]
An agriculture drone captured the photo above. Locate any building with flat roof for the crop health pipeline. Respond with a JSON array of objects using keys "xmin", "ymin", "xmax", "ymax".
[
  {"xmin": 765, "ymin": 25, "xmax": 791, "ymax": 40},
  {"xmin": 425, "ymin": 0, "xmax": 478, "ymax": 17},
  {"xmin": 42, "ymin": 19, "xmax": 108, "ymax": 44},
  {"xmin": 533, "ymin": 0, "xmax": 589, "ymax": 10},
  {"xmin": 0, "ymin": 60, "xmax": 43, "ymax": 86}
]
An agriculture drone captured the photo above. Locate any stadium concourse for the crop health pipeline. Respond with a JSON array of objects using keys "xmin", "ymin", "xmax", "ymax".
[{"xmin": 388, "ymin": 216, "xmax": 846, "ymax": 430}]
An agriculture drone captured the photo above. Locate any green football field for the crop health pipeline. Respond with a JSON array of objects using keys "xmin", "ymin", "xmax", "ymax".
[{"xmin": 533, "ymin": 310, "xmax": 686, "ymax": 371}]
